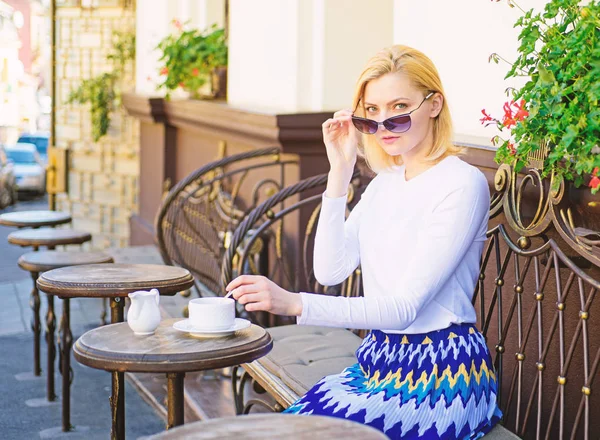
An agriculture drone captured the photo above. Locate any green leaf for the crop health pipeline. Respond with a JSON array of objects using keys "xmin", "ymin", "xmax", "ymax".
[{"xmin": 538, "ymin": 63, "xmax": 556, "ymax": 85}]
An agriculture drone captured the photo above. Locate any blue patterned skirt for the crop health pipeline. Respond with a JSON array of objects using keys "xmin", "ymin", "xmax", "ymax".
[{"xmin": 284, "ymin": 323, "xmax": 503, "ymax": 439}]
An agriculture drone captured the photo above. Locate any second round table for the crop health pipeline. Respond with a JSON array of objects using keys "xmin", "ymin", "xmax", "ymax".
[{"xmin": 36, "ymin": 263, "xmax": 194, "ymax": 436}]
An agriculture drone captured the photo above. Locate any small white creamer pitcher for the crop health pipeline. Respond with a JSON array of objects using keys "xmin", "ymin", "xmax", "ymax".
[{"xmin": 127, "ymin": 288, "xmax": 161, "ymax": 335}]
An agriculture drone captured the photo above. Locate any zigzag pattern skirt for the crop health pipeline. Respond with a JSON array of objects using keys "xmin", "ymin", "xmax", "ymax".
[{"xmin": 283, "ymin": 323, "xmax": 503, "ymax": 439}]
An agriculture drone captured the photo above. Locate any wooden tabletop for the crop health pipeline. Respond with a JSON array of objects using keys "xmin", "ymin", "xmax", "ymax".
[
  {"xmin": 8, "ymin": 228, "xmax": 92, "ymax": 247},
  {"xmin": 0, "ymin": 210, "xmax": 71, "ymax": 228},
  {"xmin": 145, "ymin": 414, "xmax": 388, "ymax": 439},
  {"xmin": 18, "ymin": 250, "xmax": 114, "ymax": 273},
  {"xmin": 37, "ymin": 263, "xmax": 195, "ymax": 298},
  {"xmin": 73, "ymin": 318, "xmax": 273, "ymax": 373}
]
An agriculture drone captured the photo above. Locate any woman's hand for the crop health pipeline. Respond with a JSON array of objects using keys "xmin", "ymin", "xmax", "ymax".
[
  {"xmin": 322, "ymin": 109, "xmax": 359, "ymax": 175},
  {"xmin": 225, "ymin": 275, "xmax": 303, "ymax": 316}
]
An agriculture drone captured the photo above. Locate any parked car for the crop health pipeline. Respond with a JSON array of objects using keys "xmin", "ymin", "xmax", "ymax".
[
  {"xmin": 6, "ymin": 143, "xmax": 46, "ymax": 195},
  {"xmin": 0, "ymin": 145, "xmax": 17, "ymax": 208},
  {"xmin": 17, "ymin": 132, "xmax": 49, "ymax": 164}
]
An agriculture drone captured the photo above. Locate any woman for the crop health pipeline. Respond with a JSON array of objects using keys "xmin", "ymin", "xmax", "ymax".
[{"xmin": 226, "ymin": 45, "xmax": 503, "ymax": 440}]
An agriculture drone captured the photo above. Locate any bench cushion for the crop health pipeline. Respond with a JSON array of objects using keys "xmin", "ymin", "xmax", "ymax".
[
  {"xmin": 483, "ymin": 425, "xmax": 521, "ymax": 439},
  {"xmin": 259, "ymin": 325, "xmax": 362, "ymax": 397}
]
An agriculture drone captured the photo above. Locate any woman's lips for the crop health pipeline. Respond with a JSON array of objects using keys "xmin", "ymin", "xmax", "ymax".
[{"xmin": 381, "ymin": 136, "xmax": 400, "ymax": 144}]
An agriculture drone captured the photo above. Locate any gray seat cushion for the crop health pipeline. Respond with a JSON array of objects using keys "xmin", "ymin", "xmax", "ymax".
[
  {"xmin": 259, "ymin": 325, "xmax": 362, "ymax": 396},
  {"xmin": 482, "ymin": 425, "xmax": 521, "ymax": 439}
]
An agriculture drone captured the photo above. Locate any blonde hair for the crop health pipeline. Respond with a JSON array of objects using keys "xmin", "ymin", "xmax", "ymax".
[{"xmin": 352, "ymin": 45, "xmax": 462, "ymax": 173}]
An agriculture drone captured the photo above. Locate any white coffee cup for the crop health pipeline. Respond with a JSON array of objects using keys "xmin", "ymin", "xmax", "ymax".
[{"xmin": 188, "ymin": 297, "xmax": 235, "ymax": 330}]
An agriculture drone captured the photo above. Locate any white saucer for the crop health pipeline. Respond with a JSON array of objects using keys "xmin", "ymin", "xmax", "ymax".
[{"xmin": 173, "ymin": 318, "xmax": 251, "ymax": 338}]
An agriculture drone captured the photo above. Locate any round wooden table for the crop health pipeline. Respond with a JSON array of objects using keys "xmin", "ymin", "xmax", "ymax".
[
  {"xmin": 8, "ymin": 228, "xmax": 92, "ymax": 248},
  {"xmin": 18, "ymin": 250, "xmax": 114, "ymax": 402},
  {"xmin": 74, "ymin": 318, "xmax": 273, "ymax": 440},
  {"xmin": 0, "ymin": 210, "xmax": 71, "ymax": 228},
  {"xmin": 36, "ymin": 264, "xmax": 194, "ymax": 437},
  {"xmin": 145, "ymin": 413, "xmax": 388, "ymax": 439}
]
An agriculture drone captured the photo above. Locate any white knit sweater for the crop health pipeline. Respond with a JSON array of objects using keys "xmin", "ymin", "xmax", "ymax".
[{"xmin": 297, "ymin": 155, "xmax": 490, "ymax": 334}]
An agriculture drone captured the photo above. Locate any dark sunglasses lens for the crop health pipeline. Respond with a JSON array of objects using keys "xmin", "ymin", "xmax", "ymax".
[
  {"xmin": 384, "ymin": 115, "xmax": 411, "ymax": 133},
  {"xmin": 352, "ymin": 117, "xmax": 378, "ymax": 134}
]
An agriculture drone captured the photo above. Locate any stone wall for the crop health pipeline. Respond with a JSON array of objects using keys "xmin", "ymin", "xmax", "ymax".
[{"xmin": 53, "ymin": 3, "xmax": 138, "ymax": 249}]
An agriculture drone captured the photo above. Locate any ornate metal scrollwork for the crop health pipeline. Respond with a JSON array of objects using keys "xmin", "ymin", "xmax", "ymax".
[
  {"xmin": 493, "ymin": 163, "xmax": 600, "ymax": 267},
  {"xmin": 155, "ymin": 147, "xmax": 299, "ymax": 300}
]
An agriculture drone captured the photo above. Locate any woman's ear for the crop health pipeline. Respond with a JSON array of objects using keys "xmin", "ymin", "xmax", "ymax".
[{"xmin": 430, "ymin": 93, "xmax": 443, "ymax": 118}]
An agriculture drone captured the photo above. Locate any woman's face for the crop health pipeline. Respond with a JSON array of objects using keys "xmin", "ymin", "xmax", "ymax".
[{"xmin": 361, "ymin": 72, "xmax": 441, "ymax": 158}]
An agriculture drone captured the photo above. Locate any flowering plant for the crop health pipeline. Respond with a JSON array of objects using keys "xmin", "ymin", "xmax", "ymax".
[
  {"xmin": 156, "ymin": 20, "xmax": 227, "ymax": 99},
  {"xmin": 482, "ymin": 0, "xmax": 600, "ymax": 193}
]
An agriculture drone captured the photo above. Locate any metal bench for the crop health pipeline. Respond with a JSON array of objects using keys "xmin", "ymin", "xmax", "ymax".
[
  {"xmin": 221, "ymin": 162, "xmax": 600, "ymax": 439},
  {"xmin": 155, "ymin": 146, "xmax": 296, "ymax": 302}
]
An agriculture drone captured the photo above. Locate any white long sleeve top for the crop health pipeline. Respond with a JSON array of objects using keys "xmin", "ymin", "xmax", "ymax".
[{"xmin": 297, "ymin": 155, "xmax": 490, "ymax": 334}]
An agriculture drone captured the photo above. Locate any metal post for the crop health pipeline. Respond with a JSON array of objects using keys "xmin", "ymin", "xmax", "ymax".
[
  {"xmin": 30, "ymin": 271, "xmax": 41, "ymax": 376},
  {"xmin": 109, "ymin": 297, "xmax": 125, "ymax": 440},
  {"xmin": 45, "ymin": 293, "xmax": 56, "ymax": 401},
  {"xmin": 60, "ymin": 298, "xmax": 72, "ymax": 431},
  {"xmin": 166, "ymin": 373, "xmax": 185, "ymax": 429}
]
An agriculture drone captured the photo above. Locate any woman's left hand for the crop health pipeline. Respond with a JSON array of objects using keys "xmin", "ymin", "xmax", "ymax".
[{"xmin": 225, "ymin": 275, "xmax": 303, "ymax": 316}]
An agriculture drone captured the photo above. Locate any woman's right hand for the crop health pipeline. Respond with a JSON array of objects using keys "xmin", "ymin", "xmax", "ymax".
[{"xmin": 322, "ymin": 109, "xmax": 359, "ymax": 175}]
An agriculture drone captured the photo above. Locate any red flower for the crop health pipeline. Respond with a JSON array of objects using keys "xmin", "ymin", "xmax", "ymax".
[
  {"xmin": 502, "ymin": 101, "xmax": 516, "ymax": 129},
  {"xmin": 192, "ymin": 68, "xmax": 199, "ymax": 77},
  {"xmin": 160, "ymin": 67, "xmax": 169, "ymax": 76},
  {"xmin": 507, "ymin": 142, "xmax": 517, "ymax": 155},
  {"xmin": 481, "ymin": 100, "xmax": 527, "ymax": 131},
  {"xmin": 590, "ymin": 167, "xmax": 600, "ymax": 189},
  {"xmin": 503, "ymin": 117, "xmax": 516, "ymax": 129},
  {"xmin": 179, "ymin": 82, "xmax": 185, "ymax": 88},
  {"xmin": 172, "ymin": 19, "xmax": 182, "ymax": 30},
  {"xmin": 480, "ymin": 109, "xmax": 495, "ymax": 125},
  {"xmin": 513, "ymin": 99, "xmax": 529, "ymax": 122}
]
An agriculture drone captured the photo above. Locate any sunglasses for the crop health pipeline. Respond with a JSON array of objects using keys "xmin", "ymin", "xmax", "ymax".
[{"xmin": 351, "ymin": 92, "xmax": 435, "ymax": 134}]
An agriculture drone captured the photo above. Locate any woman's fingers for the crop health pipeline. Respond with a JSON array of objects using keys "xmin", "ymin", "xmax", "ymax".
[
  {"xmin": 243, "ymin": 291, "xmax": 275, "ymax": 312},
  {"xmin": 230, "ymin": 283, "xmax": 260, "ymax": 300},
  {"xmin": 235, "ymin": 290, "xmax": 272, "ymax": 312},
  {"xmin": 224, "ymin": 275, "xmax": 301, "ymax": 316},
  {"xmin": 322, "ymin": 117, "xmax": 352, "ymax": 133},
  {"xmin": 244, "ymin": 301, "xmax": 269, "ymax": 312},
  {"xmin": 226, "ymin": 274, "xmax": 261, "ymax": 292},
  {"xmin": 236, "ymin": 292, "xmax": 262, "ymax": 305},
  {"xmin": 333, "ymin": 109, "xmax": 352, "ymax": 118},
  {"xmin": 322, "ymin": 110, "xmax": 353, "ymax": 135},
  {"xmin": 322, "ymin": 118, "xmax": 337, "ymax": 131}
]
